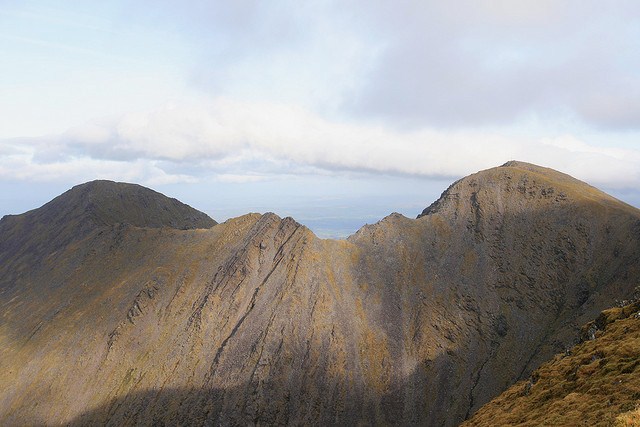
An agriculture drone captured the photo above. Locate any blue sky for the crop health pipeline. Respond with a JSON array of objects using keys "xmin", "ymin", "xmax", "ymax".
[{"xmin": 1, "ymin": 1, "xmax": 639, "ymax": 237}]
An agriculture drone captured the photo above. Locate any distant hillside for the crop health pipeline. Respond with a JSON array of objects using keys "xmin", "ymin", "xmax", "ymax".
[
  {"xmin": 464, "ymin": 298, "xmax": 640, "ymax": 426},
  {"xmin": 0, "ymin": 180, "xmax": 216, "ymax": 281},
  {"xmin": 0, "ymin": 179, "xmax": 216, "ymax": 232},
  {"xmin": 1, "ymin": 162, "xmax": 639, "ymax": 426}
]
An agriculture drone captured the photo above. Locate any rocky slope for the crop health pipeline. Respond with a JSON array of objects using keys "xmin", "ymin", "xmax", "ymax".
[
  {"xmin": 1, "ymin": 162, "xmax": 639, "ymax": 426},
  {"xmin": 0, "ymin": 180, "xmax": 216, "ymax": 289},
  {"xmin": 463, "ymin": 299, "xmax": 640, "ymax": 426}
]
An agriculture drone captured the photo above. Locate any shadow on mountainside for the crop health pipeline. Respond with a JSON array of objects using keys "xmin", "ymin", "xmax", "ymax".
[
  {"xmin": 348, "ymin": 189, "xmax": 640, "ymax": 422},
  {"xmin": 58, "ymin": 353, "xmax": 464, "ymax": 427}
]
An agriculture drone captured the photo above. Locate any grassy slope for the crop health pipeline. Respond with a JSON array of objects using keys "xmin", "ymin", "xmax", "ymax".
[{"xmin": 464, "ymin": 300, "xmax": 640, "ymax": 426}]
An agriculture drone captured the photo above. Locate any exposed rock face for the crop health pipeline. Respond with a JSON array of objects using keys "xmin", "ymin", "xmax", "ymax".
[
  {"xmin": 348, "ymin": 161, "xmax": 640, "ymax": 424},
  {"xmin": 1, "ymin": 162, "xmax": 639, "ymax": 426}
]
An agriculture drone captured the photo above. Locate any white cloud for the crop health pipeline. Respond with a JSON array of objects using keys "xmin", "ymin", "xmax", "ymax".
[
  {"xmin": 4, "ymin": 0, "xmax": 639, "ymax": 141},
  {"xmin": 345, "ymin": 0, "xmax": 640, "ymax": 129},
  {"xmin": 538, "ymin": 135, "xmax": 640, "ymax": 187},
  {"xmin": 2, "ymin": 98, "xmax": 639, "ymax": 190},
  {"xmin": 0, "ymin": 139, "xmax": 198, "ymax": 186},
  {"xmin": 3, "ymin": 1, "xmax": 640, "ymax": 228}
]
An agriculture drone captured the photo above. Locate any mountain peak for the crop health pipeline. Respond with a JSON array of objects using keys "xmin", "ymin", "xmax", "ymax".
[
  {"xmin": 418, "ymin": 161, "xmax": 625, "ymax": 219},
  {"xmin": 0, "ymin": 181, "xmax": 216, "ymax": 266},
  {"xmin": 39, "ymin": 179, "xmax": 216, "ymax": 230},
  {"xmin": 500, "ymin": 160, "xmax": 539, "ymax": 169}
]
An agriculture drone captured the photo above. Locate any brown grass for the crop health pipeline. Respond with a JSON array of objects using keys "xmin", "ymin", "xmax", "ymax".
[
  {"xmin": 464, "ymin": 302, "xmax": 640, "ymax": 426},
  {"xmin": 615, "ymin": 405, "xmax": 640, "ymax": 426}
]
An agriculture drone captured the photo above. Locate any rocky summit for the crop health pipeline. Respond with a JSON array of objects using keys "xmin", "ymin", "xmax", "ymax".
[{"xmin": 1, "ymin": 162, "xmax": 639, "ymax": 426}]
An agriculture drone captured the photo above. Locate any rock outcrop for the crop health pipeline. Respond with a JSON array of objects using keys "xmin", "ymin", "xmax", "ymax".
[{"xmin": 0, "ymin": 162, "xmax": 639, "ymax": 426}]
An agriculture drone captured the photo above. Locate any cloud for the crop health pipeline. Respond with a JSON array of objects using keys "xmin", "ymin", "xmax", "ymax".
[
  {"xmin": 0, "ymin": 136, "xmax": 197, "ymax": 185},
  {"xmin": 2, "ymin": 98, "xmax": 639, "ymax": 190},
  {"xmin": 120, "ymin": 1, "xmax": 640, "ymax": 131},
  {"xmin": 8, "ymin": 1, "xmax": 638, "ymax": 138},
  {"xmin": 344, "ymin": 0, "xmax": 640, "ymax": 130}
]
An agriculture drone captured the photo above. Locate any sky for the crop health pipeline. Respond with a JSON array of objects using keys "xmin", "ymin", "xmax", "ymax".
[{"xmin": 1, "ymin": 1, "xmax": 639, "ymax": 237}]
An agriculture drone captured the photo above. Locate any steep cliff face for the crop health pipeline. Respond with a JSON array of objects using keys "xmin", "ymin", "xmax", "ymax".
[
  {"xmin": 1, "ymin": 162, "xmax": 639, "ymax": 426},
  {"xmin": 347, "ymin": 161, "xmax": 640, "ymax": 424}
]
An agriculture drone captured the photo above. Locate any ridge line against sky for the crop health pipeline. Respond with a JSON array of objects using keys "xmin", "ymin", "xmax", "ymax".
[{"xmin": 1, "ymin": 1, "xmax": 640, "ymax": 236}]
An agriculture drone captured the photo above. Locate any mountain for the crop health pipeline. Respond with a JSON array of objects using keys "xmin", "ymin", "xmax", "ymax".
[
  {"xmin": 1, "ymin": 162, "xmax": 639, "ymax": 426},
  {"xmin": 463, "ymin": 298, "xmax": 640, "ymax": 426},
  {"xmin": 0, "ymin": 180, "xmax": 216, "ymax": 312},
  {"xmin": 0, "ymin": 179, "xmax": 215, "ymax": 269}
]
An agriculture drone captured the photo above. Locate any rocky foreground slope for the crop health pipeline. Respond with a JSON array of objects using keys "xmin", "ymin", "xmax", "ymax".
[
  {"xmin": 463, "ymin": 299, "xmax": 640, "ymax": 426},
  {"xmin": 1, "ymin": 161, "xmax": 639, "ymax": 426}
]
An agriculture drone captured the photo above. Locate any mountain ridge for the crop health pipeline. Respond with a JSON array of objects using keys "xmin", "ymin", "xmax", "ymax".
[
  {"xmin": 1, "ymin": 162, "xmax": 639, "ymax": 426},
  {"xmin": 418, "ymin": 160, "xmax": 635, "ymax": 219}
]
